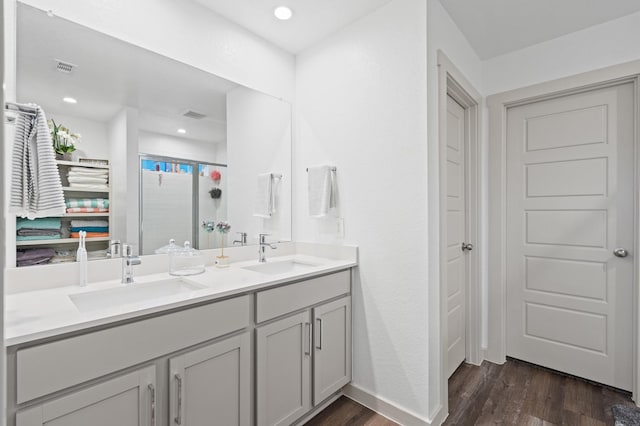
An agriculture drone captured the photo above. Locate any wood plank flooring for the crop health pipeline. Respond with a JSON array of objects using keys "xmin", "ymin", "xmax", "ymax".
[
  {"xmin": 309, "ymin": 359, "xmax": 635, "ymax": 425},
  {"xmin": 444, "ymin": 358, "xmax": 635, "ymax": 425},
  {"xmin": 306, "ymin": 396, "xmax": 397, "ymax": 426}
]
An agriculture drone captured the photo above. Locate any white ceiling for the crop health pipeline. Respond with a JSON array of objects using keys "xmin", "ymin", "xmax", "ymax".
[
  {"xmin": 440, "ymin": 0, "xmax": 640, "ymax": 60},
  {"xmin": 193, "ymin": 0, "xmax": 392, "ymax": 53},
  {"xmin": 17, "ymin": 3, "xmax": 234, "ymax": 143}
]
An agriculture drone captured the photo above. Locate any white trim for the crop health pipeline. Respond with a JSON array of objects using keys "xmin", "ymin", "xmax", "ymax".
[
  {"xmin": 343, "ymin": 384, "xmax": 437, "ymax": 425},
  {"xmin": 487, "ymin": 59, "xmax": 640, "ymax": 402},
  {"xmin": 436, "ymin": 50, "xmax": 483, "ymax": 420}
]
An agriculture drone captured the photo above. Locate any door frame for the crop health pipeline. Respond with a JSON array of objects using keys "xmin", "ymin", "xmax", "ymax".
[
  {"xmin": 487, "ymin": 60, "xmax": 640, "ymax": 402},
  {"xmin": 437, "ymin": 50, "xmax": 483, "ymax": 416}
]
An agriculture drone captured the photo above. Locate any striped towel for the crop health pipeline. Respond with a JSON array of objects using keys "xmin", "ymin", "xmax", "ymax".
[
  {"xmin": 70, "ymin": 219, "xmax": 108, "ymax": 228},
  {"xmin": 9, "ymin": 105, "xmax": 66, "ymax": 218},
  {"xmin": 66, "ymin": 207, "xmax": 109, "ymax": 213},
  {"xmin": 66, "ymin": 198, "xmax": 109, "ymax": 208}
]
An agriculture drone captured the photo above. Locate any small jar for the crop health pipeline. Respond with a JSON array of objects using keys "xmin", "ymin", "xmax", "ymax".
[{"xmin": 169, "ymin": 241, "xmax": 205, "ymax": 276}]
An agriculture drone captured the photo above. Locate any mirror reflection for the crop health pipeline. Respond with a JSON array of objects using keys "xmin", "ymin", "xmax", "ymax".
[{"xmin": 13, "ymin": 3, "xmax": 292, "ymax": 264}]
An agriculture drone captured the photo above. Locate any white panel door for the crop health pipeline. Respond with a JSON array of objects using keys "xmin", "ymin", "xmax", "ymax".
[
  {"xmin": 16, "ymin": 366, "xmax": 155, "ymax": 426},
  {"xmin": 506, "ymin": 83, "xmax": 634, "ymax": 390},
  {"xmin": 313, "ymin": 296, "xmax": 352, "ymax": 405},
  {"xmin": 170, "ymin": 332, "xmax": 251, "ymax": 426},
  {"xmin": 256, "ymin": 311, "xmax": 311, "ymax": 426},
  {"xmin": 446, "ymin": 95, "xmax": 467, "ymax": 378}
]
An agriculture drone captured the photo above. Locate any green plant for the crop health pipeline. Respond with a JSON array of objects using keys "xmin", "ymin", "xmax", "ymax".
[{"xmin": 48, "ymin": 119, "xmax": 81, "ymax": 154}]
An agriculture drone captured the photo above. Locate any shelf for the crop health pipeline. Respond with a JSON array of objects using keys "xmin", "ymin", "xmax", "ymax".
[
  {"xmin": 16, "ymin": 237, "xmax": 110, "ymax": 247},
  {"xmin": 56, "ymin": 160, "xmax": 109, "ymax": 169},
  {"xmin": 62, "ymin": 187, "xmax": 109, "ymax": 194}
]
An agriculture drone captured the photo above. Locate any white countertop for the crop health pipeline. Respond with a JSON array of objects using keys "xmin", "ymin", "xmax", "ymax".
[{"xmin": 6, "ymin": 253, "xmax": 357, "ymax": 346}]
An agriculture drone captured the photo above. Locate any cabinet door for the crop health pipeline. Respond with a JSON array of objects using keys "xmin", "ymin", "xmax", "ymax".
[
  {"xmin": 16, "ymin": 365, "xmax": 156, "ymax": 426},
  {"xmin": 256, "ymin": 311, "xmax": 311, "ymax": 426},
  {"xmin": 169, "ymin": 332, "xmax": 250, "ymax": 426},
  {"xmin": 313, "ymin": 296, "xmax": 352, "ymax": 405}
]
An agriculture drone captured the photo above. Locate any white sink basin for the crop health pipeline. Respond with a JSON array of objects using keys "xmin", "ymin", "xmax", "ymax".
[
  {"xmin": 242, "ymin": 259, "xmax": 319, "ymax": 275},
  {"xmin": 70, "ymin": 278, "xmax": 206, "ymax": 313}
]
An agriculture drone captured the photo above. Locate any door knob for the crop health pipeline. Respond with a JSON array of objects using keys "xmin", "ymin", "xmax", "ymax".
[
  {"xmin": 614, "ymin": 248, "xmax": 629, "ymax": 258},
  {"xmin": 462, "ymin": 242, "xmax": 473, "ymax": 252}
]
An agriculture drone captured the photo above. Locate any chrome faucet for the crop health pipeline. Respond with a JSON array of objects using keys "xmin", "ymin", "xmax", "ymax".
[
  {"xmin": 121, "ymin": 244, "xmax": 141, "ymax": 284},
  {"xmin": 233, "ymin": 232, "xmax": 248, "ymax": 246},
  {"xmin": 258, "ymin": 233, "xmax": 277, "ymax": 263}
]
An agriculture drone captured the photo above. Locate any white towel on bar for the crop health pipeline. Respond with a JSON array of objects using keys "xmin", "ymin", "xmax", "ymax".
[
  {"xmin": 308, "ymin": 165, "xmax": 336, "ymax": 218},
  {"xmin": 9, "ymin": 105, "xmax": 66, "ymax": 219},
  {"xmin": 254, "ymin": 173, "xmax": 275, "ymax": 218}
]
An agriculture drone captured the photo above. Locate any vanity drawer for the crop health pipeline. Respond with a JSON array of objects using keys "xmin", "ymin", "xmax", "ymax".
[
  {"xmin": 256, "ymin": 270, "xmax": 350, "ymax": 323},
  {"xmin": 16, "ymin": 295, "xmax": 250, "ymax": 404}
]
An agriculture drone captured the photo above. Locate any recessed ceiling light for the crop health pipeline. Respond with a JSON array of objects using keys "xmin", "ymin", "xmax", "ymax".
[
  {"xmin": 274, "ymin": 6, "xmax": 293, "ymax": 20},
  {"xmin": 177, "ymin": 128, "xmax": 187, "ymax": 134},
  {"xmin": 63, "ymin": 97, "xmax": 77, "ymax": 104}
]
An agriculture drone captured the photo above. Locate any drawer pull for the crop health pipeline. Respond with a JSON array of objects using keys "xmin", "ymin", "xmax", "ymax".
[
  {"xmin": 316, "ymin": 318, "xmax": 323, "ymax": 349},
  {"xmin": 148, "ymin": 383, "xmax": 156, "ymax": 426}
]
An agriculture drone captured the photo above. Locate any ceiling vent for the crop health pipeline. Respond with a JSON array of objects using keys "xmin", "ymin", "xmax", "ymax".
[
  {"xmin": 182, "ymin": 110, "xmax": 207, "ymax": 120},
  {"xmin": 55, "ymin": 59, "xmax": 77, "ymax": 74}
]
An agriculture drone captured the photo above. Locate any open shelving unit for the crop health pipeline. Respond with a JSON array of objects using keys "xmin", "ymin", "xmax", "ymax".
[{"xmin": 15, "ymin": 160, "xmax": 111, "ymax": 265}]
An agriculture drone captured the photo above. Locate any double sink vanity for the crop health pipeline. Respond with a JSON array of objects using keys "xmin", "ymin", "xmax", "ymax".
[{"xmin": 5, "ymin": 243, "xmax": 357, "ymax": 426}]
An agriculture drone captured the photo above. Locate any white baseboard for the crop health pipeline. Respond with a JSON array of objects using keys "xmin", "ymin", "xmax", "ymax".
[{"xmin": 343, "ymin": 384, "xmax": 441, "ymax": 425}]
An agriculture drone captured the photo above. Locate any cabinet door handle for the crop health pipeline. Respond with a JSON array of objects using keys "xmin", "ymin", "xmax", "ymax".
[
  {"xmin": 316, "ymin": 318, "xmax": 323, "ymax": 350},
  {"xmin": 174, "ymin": 373, "xmax": 183, "ymax": 425},
  {"xmin": 304, "ymin": 322, "xmax": 311, "ymax": 355},
  {"xmin": 148, "ymin": 384, "xmax": 156, "ymax": 426}
]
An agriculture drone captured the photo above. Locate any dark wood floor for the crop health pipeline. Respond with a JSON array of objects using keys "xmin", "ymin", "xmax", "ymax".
[
  {"xmin": 306, "ymin": 396, "xmax": 397, "ymax": 426},
  {"xmin": 309, "ymin": 359, "xmax": 635, "ymax": 425},
  {"xmin": 444, "ymin": 358, "xmax": 635, "ymax": 425}
]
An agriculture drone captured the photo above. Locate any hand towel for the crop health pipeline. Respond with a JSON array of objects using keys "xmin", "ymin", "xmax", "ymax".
[
  {"xmin": 70, "ymin": 227, "xmax": 109, "ymax": 233},
  {"xmin": 69, "ymin": 166, "xmax": 109, "ymax": 175},
  {"xmin": 68, "ymin": 183, "xmax": 109, "ymax": 190},
  {"xmin": 16, "ymin": 234, "xmax": 62, "ymax": 241},
  {"xmin": 307, "ymin": 166, "xmax": 336, "ymax": 218},
  {"xmin": 70, "ymin": 232, "xmax": 109, "ymax": 238},
  {"xmin": 17, "ymin": 229, "xmax": 62, "ymax": 237},
  {"xmin": 254, "ymin": 173, "xmax": 275, "ymax": 218},
  {"xmin": 9, "ymin": 105, "xmax": 66, "ymax": 218}
]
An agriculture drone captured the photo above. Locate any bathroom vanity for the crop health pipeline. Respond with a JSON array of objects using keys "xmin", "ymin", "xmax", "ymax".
[{"xmin": 5, "ymin": 246, "xmax": 357, "ymax": 426}]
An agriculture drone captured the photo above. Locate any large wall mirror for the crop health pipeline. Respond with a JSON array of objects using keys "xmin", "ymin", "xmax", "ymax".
[{"xmin": 12, "ymin": 3, "xmax": 292, "ymax": 263}]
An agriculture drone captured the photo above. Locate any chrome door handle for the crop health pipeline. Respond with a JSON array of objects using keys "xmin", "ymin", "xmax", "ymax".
[
  {"xmin": 316, "ymin": 318, "xmax": 323, "ymax": 350},
  {"xmin": 614, "ymin": 248, "xmax": 629, "ymax": 258},
  {"xmin": 148, "ymin": 384, "xmax": 156, "ymax": 426},
  {"xmin": 304, "ymin": 322, "xmax": 311, "ymax": 355},
  {"xmin": 174, "ymin": 373, "xmax": 183, "ymax": 425},
  {"xmin": 462, "ymin": 242, "xmax": 473, "ymax": 252}
]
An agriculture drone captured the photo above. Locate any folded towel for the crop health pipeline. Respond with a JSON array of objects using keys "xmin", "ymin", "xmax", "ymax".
[
  {"xmin": 68, "ymin": 169, "xmax": 108, "ymax": 175},
  {"xmin": 16, "ymin": 217, "xmax": 62, "ymax": 230},
  {"xmin": 70, "ymin": 227, "xmax": 109, "ymax": 233},
  {"xmin": 87, "ymin": 249, "xmax": 109, "ymax": 260},
  {"xmin": 66, "ymin": 207, "xmax": 109, "ymax": 213},
  {"xmin": 67, "ymin": 176, "xmax": 108, "ymax": 184},
  {"xmin": 70, "ymin": 220, "xmax": 109, "ymax": 228},
  {"xmin": 254, "ymin": 173, "xmax": 276, "ymax": 218},
  {"xmin": 70, "ymin": 232, "xmax": 109, "ymax": 238},
  {"xmin": 66, "ymin": 198, "xmax": 109, "ymax": 208},
  {"xmin": 17, "ymin": 248, "xmax": 55, "ymax": 266},
  {"xmin": 308, "ymin": 166, "xmax": 336, "ymax": 218},
  {"xmin": 49, "ymin": 248, "xmax": 76, "ymax": 264},
  {"xmin": 68, "ymin": 183, "xmax": 109, "ymax": 190},
  {"xmin": 70, "ymin": 166, "xmax": 109, "ymax": 175},
  {"xmin": 17, "ymin": 229, "xmax": 62, "ymax": 237},
  {"xmin": 16, "ymin": 234, "xmax": 62, "ymax": 241}
]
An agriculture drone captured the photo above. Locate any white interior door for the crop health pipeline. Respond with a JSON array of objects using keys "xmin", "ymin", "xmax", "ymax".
[
  {"xmin": 506, "ymin": 82, "xmax": 634, "ymax": 390},
  {"xmin": 446, "ymin": 95, "xmax": 467, "ymax": 378}
]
